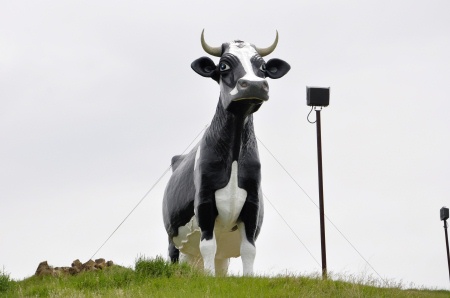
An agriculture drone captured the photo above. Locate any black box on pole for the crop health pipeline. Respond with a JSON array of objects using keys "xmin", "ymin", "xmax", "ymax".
[
  {"xmin": 307, "ymin": 87, "xmax": 330, "ymax": 107},
  {"xmin": 441, "ymin": 207, "xmax": 449, "ymax": 221}
]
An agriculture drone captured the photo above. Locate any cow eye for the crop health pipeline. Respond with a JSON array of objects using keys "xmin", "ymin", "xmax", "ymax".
[
  {"xmin": 260, "ymin": 64, "xmax": 266, "ymax": 71},
  {"xmin": 219, "ymin": 62, "xmax": 231, "ymax": 72}
]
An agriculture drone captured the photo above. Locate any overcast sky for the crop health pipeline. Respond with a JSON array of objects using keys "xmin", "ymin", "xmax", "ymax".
[{"xmin": 1, "ymin": 0, "xmax": 450, "ymax": 290}]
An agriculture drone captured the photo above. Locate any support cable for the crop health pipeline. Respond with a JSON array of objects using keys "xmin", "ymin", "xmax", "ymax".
[
  {"xmin": 256, "ymin": 135, "xmax": 387, "ymax": 285},
  {"xmin": 263, "ymin": 192, "xmax": 321, "ymax": 267},
  {"xmin": 90, "ymin": 125, "xmax": 208, "ymax": 260}
]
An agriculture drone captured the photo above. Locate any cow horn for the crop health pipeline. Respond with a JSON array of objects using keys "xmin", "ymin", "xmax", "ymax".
[
  {"xmin": 201, "ymin": 29, "xmax": 222, "ymax": 57},
  {"xmin": 255, "ymin": 30, "xmax": 278, "ymax": 57}
]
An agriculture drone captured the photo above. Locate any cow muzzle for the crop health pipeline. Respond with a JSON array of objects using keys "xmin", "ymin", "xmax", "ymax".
[
  {"xmin": 225, "ymin": 78, "xmax": 269, "ymax": 116},
  {"xmin": 231, "ymin": 78, "xmax": 269, "ymax": 102}
]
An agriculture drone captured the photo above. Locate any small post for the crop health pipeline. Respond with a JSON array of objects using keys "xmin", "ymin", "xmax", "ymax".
[
  {"xmin": 441, "ymin": 207, "xmax": 450, "ymax": 283},
  {"xmin": 316, "ymin": 109, "xmax": 327, "ymax": 279},
  {"xmin": 306, "ymin": 87, "xmax": 330, "ymax": 280}
]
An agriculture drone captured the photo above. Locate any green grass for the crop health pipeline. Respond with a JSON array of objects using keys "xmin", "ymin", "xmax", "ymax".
[
  {"xmin": 1, "ymin": 257, "xmax": 448, "ymax": 297},
  {"xmin": 0, "ymin": 268, "xmax": 13, "ymax": 293}
]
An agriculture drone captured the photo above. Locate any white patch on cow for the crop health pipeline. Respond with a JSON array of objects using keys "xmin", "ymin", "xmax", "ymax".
[
  {"xmin": 229, "ymin": 86, "xmax": 239, "ymax": 96},
  {"xmin": 173, "ymin": 216, "xmax": 201, "ymax": 257},
  {"xmin": 215, "ymin": 161, "xmax": 247, "ymax": 230},
  {"xmin": 194, "ymin": 145, "xmax": 201, "ymax": 170},
  {"xmin": 238, "ymin": 222, "xmax": 256, "ymax": 276},
  {"xmin": 200, "ymin": 235, "xmax": 217, "ymax": 275},
  {"xmin": 228, "ymin": 42, "xmax": 265, "ymax": 96}
]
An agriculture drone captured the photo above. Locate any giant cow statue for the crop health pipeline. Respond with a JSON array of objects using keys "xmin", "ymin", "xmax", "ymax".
[{"xmin": 162, "ymin": 30, "xmax": 290, "ymax": 276}]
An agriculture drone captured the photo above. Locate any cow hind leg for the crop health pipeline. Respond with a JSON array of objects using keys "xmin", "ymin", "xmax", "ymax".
[
  {"xmin": 238, "ymin": 222, "xmax": 256, "ymax": 276},
  {"xmin": 215, "ymin": 258, "xmax": 229, "ymax": 276},
  {"xmin": 168, "ymin": 240, "xmax": 179, "ymax": 263}
]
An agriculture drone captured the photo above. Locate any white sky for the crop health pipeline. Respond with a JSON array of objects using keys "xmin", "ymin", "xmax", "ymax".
[{"xmin": 1, "ymin": 0, "xmax": 450, "ymax": 290}]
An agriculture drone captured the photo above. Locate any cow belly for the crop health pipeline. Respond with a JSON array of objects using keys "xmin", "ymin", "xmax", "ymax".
[
  {"xmin": 173, "ymin": 215, "xmax": 241, "ymax": 258},
  {"xmin": 215, "ymin": 161, "xmax": 247, "ymax": 230}
]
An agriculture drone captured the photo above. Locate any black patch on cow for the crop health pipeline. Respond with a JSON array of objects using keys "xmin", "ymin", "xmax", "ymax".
[
  {"xmin": 219, "ymin": 53, "xmax": 246, "ymax": 89},
  {"xmin": 163, "ymin": 147, "xmax": 197, "ymax": 238},
  {"xmin": 197, "ymin": 202, "xmax": 217, "ymax": 241},
  {"xmin": 227, "ymin": 99, "xmax": 263, "ymax": 116}
]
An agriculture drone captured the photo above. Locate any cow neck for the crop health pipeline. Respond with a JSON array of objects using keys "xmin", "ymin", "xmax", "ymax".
[{"xmin": 205, "ymin": 100, "xmax": 255, "ymax": 165}]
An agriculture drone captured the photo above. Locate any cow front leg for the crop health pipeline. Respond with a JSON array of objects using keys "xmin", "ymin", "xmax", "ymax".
[
  {"xmin": 238, "ymin": 221, "xmax": 256, "ymax": 276},
  {"xmin": 197, "ymin": 202, "xmax": 218, "ymax": 275},
  {"xmin": 199, "ymin": 232, "xmax": 216, "ymax": 274}
]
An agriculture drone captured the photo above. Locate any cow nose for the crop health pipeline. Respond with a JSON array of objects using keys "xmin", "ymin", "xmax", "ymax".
[
  {"xmin": 239, "ymin": 80, "xmax": 248, "ymax": 88},
  {"xmin": 238, "ymin": 79, "xmax": 269, "ymax": 92}
]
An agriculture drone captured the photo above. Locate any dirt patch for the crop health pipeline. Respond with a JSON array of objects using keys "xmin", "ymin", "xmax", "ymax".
[{"xmin": 35, "ymin": 259, "xmax": 114, "ymax": 276}]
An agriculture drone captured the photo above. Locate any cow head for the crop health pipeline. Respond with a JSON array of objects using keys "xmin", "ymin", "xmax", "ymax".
[{"xmin": 191, "ymin": 30, "xmax": 290, "ymax": 116}]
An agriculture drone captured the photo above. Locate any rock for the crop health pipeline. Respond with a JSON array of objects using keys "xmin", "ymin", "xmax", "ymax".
[
  {"xmin": 69, "ymin": 266, "xmax": 80, "ymax": 275},
  {"xmin": 94, "ymin": 258, "xmax": 106, "ymax": 269},
  {"xmin": 71, "ymin": 259, "xmax": 82, "ymax": 269},
  {"xmin": 82, "ymin": 259, "xmax": 96, "ymax": 271},
  {"xmin": 35, "ymin": 261, "xmax": 53, "ymax": 276},
  {"xmin": 35, "ymin": 258, "xmax": 114, "ymax": 277}
]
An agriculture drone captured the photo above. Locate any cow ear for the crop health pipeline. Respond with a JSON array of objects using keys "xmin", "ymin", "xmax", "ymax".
[
  {"xmin": 191, "ymin": 57, "xmax": 217, "ymax": 78},
  {"xmin": 265, "ymin": 58, "xmax": 291, "ymax": 79}
]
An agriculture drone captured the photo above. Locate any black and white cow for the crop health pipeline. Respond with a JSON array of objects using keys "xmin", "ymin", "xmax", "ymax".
[{"xmin": 162, "ymin": 30, "xmax": 290, "ymax": 276}]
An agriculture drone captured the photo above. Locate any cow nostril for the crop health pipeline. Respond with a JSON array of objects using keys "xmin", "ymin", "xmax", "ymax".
[
  {"xmin": 240, "ymin": 81, "xmax": 248, "ymax": 88},
  {"xmin": 262, "ymin": 81, "xmax": 269, "ymax": 91}
]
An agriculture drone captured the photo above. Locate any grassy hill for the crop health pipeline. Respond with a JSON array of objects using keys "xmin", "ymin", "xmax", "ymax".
[{"xmin": 1, "ymin": 257, "xmax": 448, "ymax": 297}]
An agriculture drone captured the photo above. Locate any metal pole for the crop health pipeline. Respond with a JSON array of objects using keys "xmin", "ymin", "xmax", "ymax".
[
  {"xmin": 315, "ymin": 109, "xmax": 327, "ymax": 279},
  {"xmin": 444, "ymin": 219, "xmax": 450, "ymax": 283}
]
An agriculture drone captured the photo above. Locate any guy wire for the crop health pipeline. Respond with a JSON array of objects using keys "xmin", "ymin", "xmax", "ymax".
[
  {"xmin": 256, "ymin": 135, "xmax": 387, "ymax": 285},
  {"xmin": 90, "ymin": 125, "xmax": 208, "ymax": 260}
]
